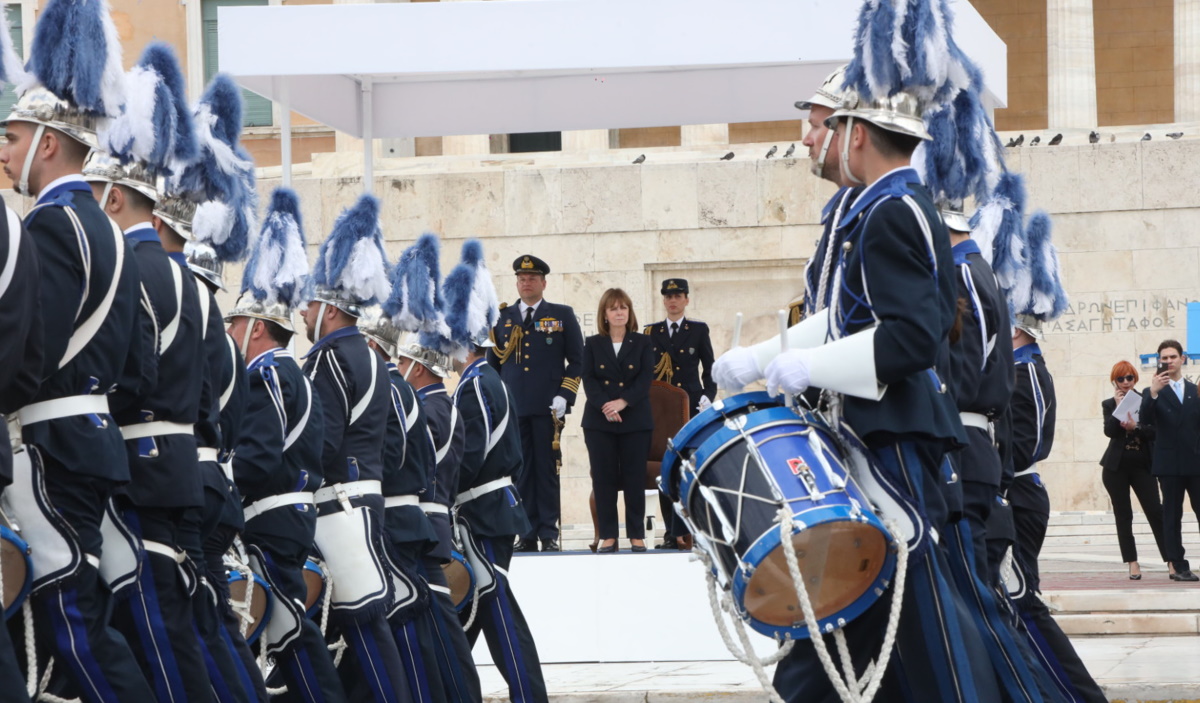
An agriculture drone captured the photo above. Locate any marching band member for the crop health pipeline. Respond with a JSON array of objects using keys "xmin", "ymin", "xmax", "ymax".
[
  {"xmin": 488, "ymin": 255, "xmax": 583, "ymax": 553},
  {"xmin": 154, "ymin": 73, "xmax": 266, "ymax": 701},
  {"xmin": 227, "ymin": 188, "xmax": 347, "ymax": 702},
  {"xmin": 83, "ymin": 43, "xmax": 228, "ymax": 701},
  {"xmin": 300, "ymin": 194, "xmax": 414, "ymax": 702},
  {"xmin": 644, "ymin": 278, "xmax": 714, "ymax": 549},
  {"xmin": 445, "ymin": 240, "xmax": 549, "ymax": 703},
  {"xmin": 0, "ymin": 2, "xmax": 156, "ymax": 697}
]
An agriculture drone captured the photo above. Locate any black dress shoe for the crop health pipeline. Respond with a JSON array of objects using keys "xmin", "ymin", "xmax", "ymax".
[
  {"xmin": 655, "ymin": 536, "xmax": 679, "ymax": 550},
  {"xmin": 597, "ymin": 541, "xmax": 618, "ymax": 554},
  {"xmin": 540, "ymin": 539, "xmax": 560, "ymax": 552},
  {"xmin": 630, "ymin": 542, "xmax": 648, "ymax": 553},
  {"xmin": 514, "ymin": 539, "xmax": 539, "ymax": 553},
  {"xmin": 1172, "ymin": 570, "xmax": 1199, "ymax": 582}
]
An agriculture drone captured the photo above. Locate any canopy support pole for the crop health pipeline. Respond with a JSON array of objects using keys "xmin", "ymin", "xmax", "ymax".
[
  {"xmin": 276, "ymin": 78, "xmax": 293, "ymax": 188},
  {"xmin": 361, "ymin": 76, "xmax": 374, "ymax": 196}
]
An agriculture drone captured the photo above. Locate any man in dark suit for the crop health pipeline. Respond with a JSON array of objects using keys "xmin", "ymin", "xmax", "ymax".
[
  {"xmin": 488, "ymin": 255, "xmax": 583, "ymax": 552},
  {"xmin": 644, "ymin": 277, "xmax": 715, "ymax": 549},
  {"xmin": 1140, "ymin": 339, "xmax": 1200, "ymax": 582}
]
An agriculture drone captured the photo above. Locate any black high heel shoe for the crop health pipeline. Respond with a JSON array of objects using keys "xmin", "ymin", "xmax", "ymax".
[
  {"xmin": 598, "ymin": 540, "xmax": 618, "ymax": 554},
  {"xmin": 630, "ymin": 540, "xmax": 647, "ymax": 553}
]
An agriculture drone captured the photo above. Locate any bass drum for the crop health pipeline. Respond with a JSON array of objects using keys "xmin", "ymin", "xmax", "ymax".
[
  {"xmin": 442, "ymin": 550, "xmax": 475, "ymax": 613},
  {"xmin": 303, "ymin": 557, "xmax": 327, "ymax": 618},
  {"xmin": 228, "ymin": 569, "xmax": 273, "ymax": 644},
  {"xmin": 1, "ymin": 509, "xmax": 32, "ymax": 620}
]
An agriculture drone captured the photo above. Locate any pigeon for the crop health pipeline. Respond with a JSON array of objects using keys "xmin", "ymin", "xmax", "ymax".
[
  {"xmin": 783, "ymin": 143, "xmax": 795, "ymax": 158},
  {"xmin": 1030, "ymin": 136, "xmax": 1041, "ymax": 146},
  {"xmin": 1048, "ymin": 134, "xmax": 1063, "ymax": 146},
  {"xmin": 721, "ymin": 152, "xmax": 735, "ymax": 161},
  {"xmin": 1142, "ymin": 133, "xmax": 1152, "ymax": 141},
  {"xmin": 1089, "ymin": 131, "xmax": 1100, "ymax": 144},
  {"xmin": 765, "ymin": 145, "xmax": 777, "ymax": 159},
  {"xmin": 1168, "ymin": 132, "xmax": 1183, "ymax": 140},
  {"xmin": 632, "ymin": 154, "xmax": 645, "ymax": 164},
  {"xmin": 1006, "ymin": 135, "xmax": 1024, "ymax": 148}
]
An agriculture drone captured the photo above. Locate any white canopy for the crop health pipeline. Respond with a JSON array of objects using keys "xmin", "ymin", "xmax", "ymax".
[{"xmin": 218, "ymin": 0, "xmax": 1006, "ymax": 185}]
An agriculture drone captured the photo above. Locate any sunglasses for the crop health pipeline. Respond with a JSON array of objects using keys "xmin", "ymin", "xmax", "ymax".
[{"xmin": 1115, "ymin": 375, "xmax": 1136, "ymax": 383}]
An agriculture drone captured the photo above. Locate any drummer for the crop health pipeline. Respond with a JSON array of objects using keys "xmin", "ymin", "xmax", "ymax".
[{"xmin": 713, "ymin": 84, "xmax": 995, "ymax": 701}]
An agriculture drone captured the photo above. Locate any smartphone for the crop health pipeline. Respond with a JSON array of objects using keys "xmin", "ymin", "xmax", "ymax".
[{"xmin": 1158, "ymin": 363, "xmax": 1170, "ymax": 376}]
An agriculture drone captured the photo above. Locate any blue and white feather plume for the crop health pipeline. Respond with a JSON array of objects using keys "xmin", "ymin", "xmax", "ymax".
[
  {"xmin": 101, "ymin": 42, "xmax": 197, "ymax": 174},
  {"xmin": 310, "ymin": 194, "xmax": 392, "ymax": 308},
  {"xmin": 442, "ymin": 239, "xmax": 500, "ymax": 358},
  {"xmin": 385, "ymin": 233, "xmax": 447, "ymax": 335},
  {"xmin": 26, "ymin": 0, "xmax": 124, "ymax": 116},
  {"xmin": 242, "ymin": 188, "xmax": 309, "ymax": 311},
  {"xmin": 0, "ymin": 4, "xmax": 28, "ymax": 91},
  {"xmin": 1011, "ymin": 212, "xmax": 1068, "ymax": 322}
]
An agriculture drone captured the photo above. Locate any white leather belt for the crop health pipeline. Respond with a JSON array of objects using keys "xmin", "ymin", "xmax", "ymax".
[
  {"xmin": 197, "ymin": 447, "xmax": 220, "ymax": 463},
  {"xmin": 220, "ymin": 462, "xmax": 234, "ymax": 483},
  {"xmin": 959, "ymin": 412, "xmax": 991, "ymax": 431},
  {"xmin": 4, "ymin": 413, "xmax": 21, "ymax": 453},
  {"xmin": 384, "ymin": 495, "xmax": 420, "ymax": 509},
  {"xmin": 428, "ymin": 583, "xmax": 450, "ymax": 596},
  {"xmin": 142, "ymin": 540, "xmax": 185, "ymax": 564},
  {"xmin": 120, "ymin": 421, "xmax": 194, "ymax": 440},
  {"xmin": 421, "ymin": 502, "xmax": 449, "ymax": 515},
  {"xmin": 244, "ymin": 492, "xmax": 315, "ymax": 522},
  {"xmin": 455, "ymin": 476, "xmax": 512, "ymax": 506},
  {"xmin": 314, "ymin": 480, "xmax": 382, "ymax": 505},
  {"xmin": 1013, "ymin": 466, "xmax": 1039, "ymax": 479},
  {"xmin": 19, "ymin": 395, "xmax": 110, "ymax": 425}
]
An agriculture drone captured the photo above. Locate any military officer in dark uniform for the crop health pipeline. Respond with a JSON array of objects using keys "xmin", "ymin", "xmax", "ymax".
[
  {"xmin": 0, "ymin": 197, "xmax": 42, "ymax": 702},
  {"xmin": 301, "ymin": 194, "xmax": 413, "ymax": 702},
  {"xmin": 488, "ymin": 255, "xmax": 583, "ymax": 552},
  {"xmin": 455, "ymin": 338, "xmax": 549, "ymax": 703},
  {"xmin": 644, "ymin": 278, "xmax": 715, "ymax": 549}
]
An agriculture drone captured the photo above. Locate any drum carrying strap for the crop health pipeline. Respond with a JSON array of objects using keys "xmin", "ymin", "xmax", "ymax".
[
  {"xmin": 282, "ymin": 377, "xmax": 313, "ymax": 452},
  {"xmin": 219, "ymin": 336, "xmax": 240, "ymax": 412},
  {"xmin": 1, "ymin": 446, "xmax": 83, "ymax": 591},
  {"xmin": 434, "ymin": 406, "xmax": 460, "ymax": 464},
  {"xmin": 348, "ymin": 347, "xmax": 379, "ymax": 426},
  {"xmin": 483, "ymin": 390, "xmax": 510, "ymax": 455},
  {"xmin": 56, "ymin": 212, "xmax": 126, "ymax": 371},
  {"xmin": 0, "ymin": 204, "xmax": 22, "ymax": 301},
  {"xmin": 158, "ymin": 261, "xmax": 184, "ymax": 353}
]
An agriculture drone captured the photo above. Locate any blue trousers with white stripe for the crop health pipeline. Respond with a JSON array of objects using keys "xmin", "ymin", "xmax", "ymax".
[
  {"xmin": 463, "ymin": 537, "xmax": 546, "ymax": 703},
  {"xmin": 387, "ymin": 542, "xmax": 449, "ymax": 703},
  {"xmin": 418, "ymin": 558, "xmax": 482, "ymax": 703}
]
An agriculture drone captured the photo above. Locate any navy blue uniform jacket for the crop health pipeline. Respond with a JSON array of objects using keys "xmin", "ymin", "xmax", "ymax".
[
  {"xmin": 828, "ymin": 168, "xmax": 965, "ymax": 450},
  {"xmin": 1011, "ymin": 344, "xmax": 1056, "ymax": 476},
  {"xmin": 22, "ymin": 181, "xmax": 146, "ymax": 484},
  {"xmin": 234, "ymin": 348, "xmax": 322, "ymax": 550},
  {"xmin": 453, "ymin": 358, "xmax": 530, "ymax": 539},
  {"xmin": 580, "ymin": 333, "xmax": 655, "ymax": 434},
  {"xmin": 488, "ymin": 300, "xmax": 584, "ymax": 416},
  {"xmin": 418, "ymin": 382, "xmax": 463, "ymax": 562},
  {"xmin": 381, "ymin": 362, "xmax": 438, "ymax": 550},
  {"xmin": 1139, "ymin": 378, "xmax": 1200, "ymax": 477},
  {"xmin": 113, "ymin": 227, "xmax": 204, "ymax": 509},
  {"xmin": 0, "ymin": 204, "xmax": 42, "ymax": 486},
  {"xmin": 303, "ymin": 326, "xmax": 391, "ymax": 489},
  {"xmin": 643, "ymin": 318, "xmax": 716, "ymax": 411}
]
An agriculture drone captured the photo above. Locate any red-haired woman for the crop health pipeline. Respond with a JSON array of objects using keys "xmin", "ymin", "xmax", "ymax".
[{"xmin": 1100, "ymin": 361, "xmax": 1168, "ymax": 579}]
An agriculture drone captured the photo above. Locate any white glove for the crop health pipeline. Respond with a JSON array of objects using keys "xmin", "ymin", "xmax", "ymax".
[
  {"xmin": 764, "ymin": 349, "xmax": 813, "ymax": 397},
  {"xmin": 712, "ymin": 346, "xmax": 764, "ymax": 391},
  {"xmin": 696, "ymin": 395, "xmax": 713, "ymax": 413},
  {"xmin": 550, "ymin": 395, "xmax": 567, "ymax": 419}
]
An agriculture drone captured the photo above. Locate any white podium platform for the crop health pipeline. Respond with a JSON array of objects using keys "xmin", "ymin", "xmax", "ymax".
[{"xmin": 471, "ymin": 551, "xmax": 780, "ymax": 664}]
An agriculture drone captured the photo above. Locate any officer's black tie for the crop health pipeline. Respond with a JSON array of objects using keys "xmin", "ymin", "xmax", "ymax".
[
  {"xmin": 670, "ymin": 321, "xmax": 679, "ymax": 337},
  {"xmin": 524, "ymin": 306, "xmax": 534, "ymax": 329}
]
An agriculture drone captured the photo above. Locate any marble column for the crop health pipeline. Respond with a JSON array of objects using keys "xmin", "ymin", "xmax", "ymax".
[
  {"xmin": 1046, "ymin": 0, "xmax": 1098, "ymax": 129},
  {"xmin": 681, "ymin": 123, "xmax": 730, "ymax": 147},
  {"xmin": 1177, "ymin": 0, "xmax": 1200, "ymax": 121}
]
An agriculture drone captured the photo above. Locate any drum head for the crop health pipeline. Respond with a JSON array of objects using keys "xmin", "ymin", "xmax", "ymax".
[
  {"xmin": 303, "ymin": 564, "xmax": 325, "ymax": 613},
  {"xmin": 228, "ymin": 578, "xmax": 269, "ymax": 640},
  {"xmin": 2, "ymin": 537, "xmax": 27, "ymax": 611},
  {"xmin": 743, "ymin": 520, "xmax": 888, "ymax": 630},
  {"xmin": 662, "ymin": 391, "xmax": 781, "ymax": 499},
  {"xmin": 442, "ymin": 555, "xmax": 474, "ymax": 612}
]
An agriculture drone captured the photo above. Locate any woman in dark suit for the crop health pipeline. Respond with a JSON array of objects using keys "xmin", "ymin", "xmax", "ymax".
[
  {"xmin": 582, "ymin": 288, "xmax": 655, "ymax": 553},
  {"xmin": 1101, "ymin": 360, "xmax": 1167, "ymax": 579}
]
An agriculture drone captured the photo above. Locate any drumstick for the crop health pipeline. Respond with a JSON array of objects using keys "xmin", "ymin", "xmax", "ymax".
[
  {"xmin": 778, "ymin": 310, "xmax": 789, "ymax": 352},
  {"xmin": 731, "ymin": 312, "xmax": 744, "ymax": 349}
]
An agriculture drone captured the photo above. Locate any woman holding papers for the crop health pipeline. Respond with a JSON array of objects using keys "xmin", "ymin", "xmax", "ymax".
[{"xmin": 1100, "ymin": 361, "xmax": 1168, "ymax": 579}]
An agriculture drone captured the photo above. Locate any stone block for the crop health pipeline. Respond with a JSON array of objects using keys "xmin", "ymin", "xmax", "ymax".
[
  {"xmin": 1055, "ymin": 373, "xmax": 1107, "ymax": 421},
  {"xmin": 1021, "ymin": 146, "xmax": 1082, "ymax": 214},
  {"xmin": 1131, "ymin": 247, "xmax": 1199, "ymax": 291},
  {"xmin": 696, "ymin": 161, "xmax": 758, "ymax": 228},
  {"xmin": 594, "ymin": 230, "xmax": 659, "ymax": 278},
  {"xmin": 640, "ymin": 163, "xmax": 699, "ymax": 231},
  {"xmin": 437, "ymin": 172, "xmax": 505, "ymax": 239},
  {"xmin": 1059, "ymin": 250, "xmax": 1133, "ymax": 293},
  {"xmin": 1055, "ymin": 612, "xmax": 1199, "ymax": 636},
  {"xmin": 561, "ymin": 166, "xmax": 643, "ymax": 233},
  {"xmin": 1141, "ymin": 140, "xmax": 1200, "ymax": 210},
  {"xmin": 757, "ymin": 158, "xmax": 815, "ymax": 226},
  {"xmin": 1076, "ymin": 143, "xmax": 1142, "ymax": 212},
  {"xmin": 504, "ymin": 169, "xmax": 563, "ymax": 237},
  {"xmin": 657, "ymin": 228, "xmax": 723, "ymax": 263},
  {"xmin": 529, "ymin": 232, "xmax": 595, "ymax": 275},
  {"xmin": 379, "ymin": 175, "xmax": 441, "ymax": 240},
  {"xmin": 1067, "ymin": 329, "xmax": 1140, "ymax": 378}
]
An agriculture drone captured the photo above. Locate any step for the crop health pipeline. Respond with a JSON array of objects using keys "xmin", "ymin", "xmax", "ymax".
[
  {"xmin": 1044, "ymin": 589, "xmax": 1200, "ymax": 613},
  {"xmin": 1055, "ymin": 612, "xmax": 1200, "ymax": 636}
]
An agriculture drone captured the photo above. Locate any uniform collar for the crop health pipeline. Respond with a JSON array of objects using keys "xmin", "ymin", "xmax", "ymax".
[
  {"xmin": 304, "ymin": 325, "xmax": 360, "ymax": 357},
  {"xmin": 167, "ymin": 251, "xmax": 188, "ymax": 267},
  {"xmin": 1013, "ymin": 343, "xmax": 1042, "ymax": 364},
  {"xmin": 124, "ymin": 223, "xmax": 159, "ymax": 245},
  {"xmin": 951, "ymin": 239, "xmax": 981, "ymax": 256},
  {"xmin": 821, "ymin": 186, "xmax": 855, "ymax": 225},
  {"xmin": 839, "ymin": 166, "xmax": 921, "ymax": 228},
  {"xmin": 519, "ymin": 299, "xmax": 542, "ymax": 315},
  {"xmin": 248, "ymin": 346, "xmax": 286, "ymax": 370},
  {"xmin": 387, "ymin": 361, "xmax": 398, "ymax": 373},
  {"xmin": 417, "ymin": 382, "xmax": 446, "ymax": 399},
  {"xmin": 36, "ymin": 174, "xmax": 90, "ymax": 205}
]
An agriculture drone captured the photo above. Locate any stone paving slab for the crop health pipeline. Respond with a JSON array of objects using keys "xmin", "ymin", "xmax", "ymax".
[{"xmin": 477, "ymin": 635, "xmax": 1200, "ymax": 703}]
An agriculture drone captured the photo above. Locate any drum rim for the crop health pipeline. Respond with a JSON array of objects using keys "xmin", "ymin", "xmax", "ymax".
[
  {"xmin": 1, "ymin": 524, "xmax": 33, "ymax": 620},
  {"xmin": 303, "ymin": 558, "xmax": 328, "ymax": 617},
  {"xmin": 228, "ymin": 569, "xmax": 274, "ymax": 644},
  {"xmin": 661, "ymin": 391, "xmax": 781, "ymax": 499},
  {"xmin": 678, "ymin": 406, "xmax": 827, "ymax": 508},
  {"xmin": 730, "ymin": 504, "xmax": 897, "ymax": 640},
  {"xmin": 445, "ymin": 550, "xmax": 476, "ymax": 613}
]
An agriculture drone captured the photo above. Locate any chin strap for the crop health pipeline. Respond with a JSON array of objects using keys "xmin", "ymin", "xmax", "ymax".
[
  {"xmin": 812, "ymin": 126, "xmax": 836, "ymax": 178},
  {"xmin": 240, "ymin": 318, "xmax": 255, "ymax": 359},
  {"xmin": 313, "ymin": 302, "xmax": 327, "ymax": 345},
  {"xmin": 17, "ymin": 124, "xmax": 45, "ymax": 197},
  {"xmin": 402, "ymin": 361, "xmax": 415, "ymax": 383},
  {"xmin": 99, "ymin": 182, "xmax": 113, "ymax": 211},
  {"xmin": 839, "ymin": 117, "xmax": 864, "ymax": 186}
]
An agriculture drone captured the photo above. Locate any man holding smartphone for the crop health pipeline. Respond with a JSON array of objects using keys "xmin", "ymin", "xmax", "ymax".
[{"xmin": 1140, "ymin": 339, "xmax": 1200, "ymax": 582}]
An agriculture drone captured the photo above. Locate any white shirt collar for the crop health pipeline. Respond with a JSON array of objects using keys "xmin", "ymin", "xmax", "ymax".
[
  {"xmin": 36, "ymin": 173, "xmax": 88, "ymax": 203},
  {"xmin": 519, "ymin": 299, "xmax": 542, "ymax": 315},
  {"xmin": 123, "ymin": 221, "xmax": 155, "ymax": 235}
]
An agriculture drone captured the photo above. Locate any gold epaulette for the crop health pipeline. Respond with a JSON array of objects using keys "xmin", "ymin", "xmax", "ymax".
[
  {"xmin": 642, "ymin": 324, "xmax": 653, "ymax": 335},
  {"xmin": 560, "ymin": 377, "xmax": 581, "ymax": 394},
  {"xmin": 653, "ymin": 351, "xmax": 674, "ymax": 384},
  {"xmin": 499, "ymin": 302, "xmax": 508, "ymax": 310},
  {"xmin": 492, "ymin": 325, "xmax": 523, "ymax": 365}
]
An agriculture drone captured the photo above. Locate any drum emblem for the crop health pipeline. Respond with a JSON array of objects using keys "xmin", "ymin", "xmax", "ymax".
[{"xmin": 787, "ymin": 458, "xmax": 807, "ymax": 476}]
